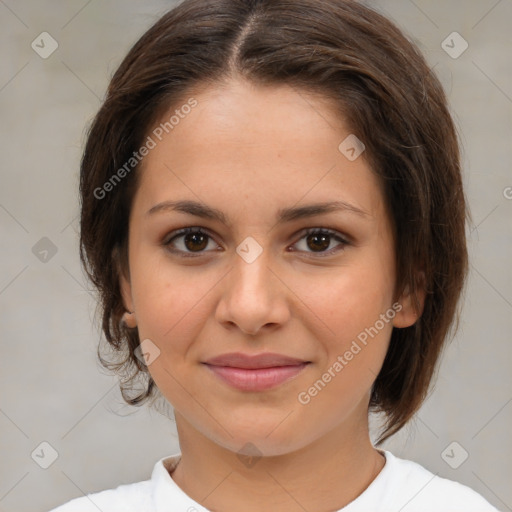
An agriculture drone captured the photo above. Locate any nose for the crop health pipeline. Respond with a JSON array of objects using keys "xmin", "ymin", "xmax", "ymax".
[{"xmin": 215, "ymin": 246, "xmax": 291, "ymax": 336}]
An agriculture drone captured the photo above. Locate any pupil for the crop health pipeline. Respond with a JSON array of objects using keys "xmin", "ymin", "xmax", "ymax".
[
  {"xmin": 308, "ymin": 233, "xmax": 329, "ymax": 252},
  {"xmin": 185, "ymin": 232, "xmax": 207, "ymax": 251}
]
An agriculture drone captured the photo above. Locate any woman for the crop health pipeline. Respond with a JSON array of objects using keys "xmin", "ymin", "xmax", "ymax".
[{"xmin": 49, "ymin": 0, "xmax": 500, "ymax": 510}]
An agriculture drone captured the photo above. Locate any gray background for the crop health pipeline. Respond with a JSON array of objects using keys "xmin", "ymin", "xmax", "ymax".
[{"xmin": 0, "ymin": 1, "xmax": 511, "ymax": 511}]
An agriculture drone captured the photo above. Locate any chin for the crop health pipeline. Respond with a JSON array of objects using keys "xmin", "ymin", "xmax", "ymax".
[{"xmin": 210, "ymin": 422, "xmax": 314, "ymax": 459}]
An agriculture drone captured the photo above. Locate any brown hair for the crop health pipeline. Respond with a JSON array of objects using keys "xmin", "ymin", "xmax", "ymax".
[{"xmin": 79, "ymin": 0, "xmax": 468, "ymax": 444}]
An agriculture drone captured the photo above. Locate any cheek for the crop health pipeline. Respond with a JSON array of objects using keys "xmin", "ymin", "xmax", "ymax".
[
  {"xmin": 130, "ymin": 256, "xmax": 218, "ymax": 353},
  {"xmin": 293, "ymin": 273, "xmax": 394, "ymax": 420},
  {"xmin": 295, "ymin": 264, "xmax": 395, "ymax": 339},
  {"xmin": 131, "ymin": 264, "xmax": 215, "ymax": 404},
  {"xmin": 292, "ymin": 261, "xmax": 395, "ymax": 387}
]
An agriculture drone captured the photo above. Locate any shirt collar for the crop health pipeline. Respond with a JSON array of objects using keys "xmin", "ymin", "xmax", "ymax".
[
  {"xmin": 151, "ymin": 450, "xmax": 392, "ymax": 511},
  {"xmin": 152, "ymin": 452, "xmax": 210, "ymax": 512}
]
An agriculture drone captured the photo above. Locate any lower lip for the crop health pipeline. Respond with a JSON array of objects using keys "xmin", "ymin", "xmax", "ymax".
[{"xmin": 204, "ymin": 363, "xmax": 309, "ymax": 391}]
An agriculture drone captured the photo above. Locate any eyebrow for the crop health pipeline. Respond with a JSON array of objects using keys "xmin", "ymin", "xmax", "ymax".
[{"xmin": 146, "ymin": 199, "xmax": 370, "ymax": 225}]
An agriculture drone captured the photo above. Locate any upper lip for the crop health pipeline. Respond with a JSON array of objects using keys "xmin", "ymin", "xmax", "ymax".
[{"xmin": 204, "ymin": 352, "xmax": 309, "ymax": 369}]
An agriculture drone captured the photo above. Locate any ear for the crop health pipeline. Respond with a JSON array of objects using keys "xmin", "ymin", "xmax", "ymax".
[
  {"xmin": 119, "ymin": 273, "xmax": 137, "ymax": 328},
  {"xmin": 392, "ymin": 271, "xmax": 426, "ymax": 328},
  {"xmin": 114, "ymin": 246, "xmax": 137, "ymax": 329}
]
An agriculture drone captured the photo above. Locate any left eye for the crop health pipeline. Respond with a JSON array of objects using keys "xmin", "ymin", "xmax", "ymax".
[
  {"xmin": 163, "ymin": 227, "xmax": 349, "ymax": 257},
  {"xmin": 291, "ymin": 228, "xmax": 349, "ymax": 256}
]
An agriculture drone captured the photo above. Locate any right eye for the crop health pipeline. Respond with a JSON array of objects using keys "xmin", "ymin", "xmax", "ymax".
[{"xmin": 163, "ymin": 227, "xmax": 222, "ymax": 257}]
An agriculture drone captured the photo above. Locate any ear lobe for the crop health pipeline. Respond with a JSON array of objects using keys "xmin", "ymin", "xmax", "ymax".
[
  {"xmin": 121, "ymin": 309, "xmax": 137, "ymax": 329},
  {"xmin": 392, "ymin": 271, "xmax": 426, "ymax": 329}
]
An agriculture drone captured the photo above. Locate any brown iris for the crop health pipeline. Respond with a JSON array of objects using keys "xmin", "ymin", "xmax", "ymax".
[
  {"xmin": 306, "ymin": 232, "xmax": 330, "ymax": 252},
  {"xmin": 184, "ymin": 231, "xmax": 208, "ymax": 252}
]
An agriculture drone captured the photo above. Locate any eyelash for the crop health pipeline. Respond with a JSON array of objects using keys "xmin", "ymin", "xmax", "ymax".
[{"xmin": 162, "ymin": 227, "xmax": 350, "ymax": 258}]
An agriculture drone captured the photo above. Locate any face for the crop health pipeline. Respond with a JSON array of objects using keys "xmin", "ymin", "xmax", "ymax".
[{"xmin": 119, "ymin": 78, "xmax": 420, "ymax": 456}]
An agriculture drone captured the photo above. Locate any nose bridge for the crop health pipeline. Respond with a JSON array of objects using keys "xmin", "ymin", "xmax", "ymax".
[
  {"xmin": 216, "ymin": 238, "xmax": 289, "ymax": 335},
  {"xmin": 234, "ymin": 242, "xmax": 273, "ymax": 294}
]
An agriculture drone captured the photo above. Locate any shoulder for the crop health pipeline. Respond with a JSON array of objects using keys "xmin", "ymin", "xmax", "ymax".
[
  {"xmin": 47, "ymin": 478, "xmax": 153, "ymax": 512},
  {"xmin": 381, "ymin": 450, "xmax": 500, "ymax": 512},
  {"xmin": 47, "ymin": 453, "xmax": 183, "ymax": 512}
]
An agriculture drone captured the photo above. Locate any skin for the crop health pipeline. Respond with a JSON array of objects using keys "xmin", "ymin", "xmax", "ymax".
[{"xmin": 119, "ymin": 77, "xmax": 424, "ymax": 511}]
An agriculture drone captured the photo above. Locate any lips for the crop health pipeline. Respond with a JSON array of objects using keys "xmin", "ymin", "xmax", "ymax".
[{"xmin": 203, "ymin": 352, "xmax": 310, "ymax": 391}]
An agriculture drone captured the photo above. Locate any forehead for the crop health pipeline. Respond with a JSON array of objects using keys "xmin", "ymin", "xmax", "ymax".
[{"xmin": 132, "ymin": 79, "xmax": 386, "ymax": 224}]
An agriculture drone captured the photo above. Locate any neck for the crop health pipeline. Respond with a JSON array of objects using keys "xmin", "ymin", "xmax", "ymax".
[{"xmin": 170, "ymin": 412, "xmax": 385, "ymax": 512}]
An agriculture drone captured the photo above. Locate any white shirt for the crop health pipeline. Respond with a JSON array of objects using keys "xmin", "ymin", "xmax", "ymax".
[{"xmin": 48, "ymin": 450, "xmax": 500, "ymax": 511}]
